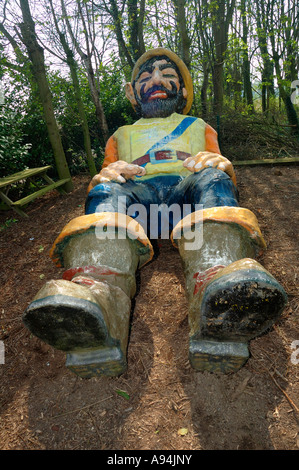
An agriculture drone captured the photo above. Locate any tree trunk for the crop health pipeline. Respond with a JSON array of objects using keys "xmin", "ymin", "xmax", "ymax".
[
  {"xmin": 272, "ymin": 51, "xmax": 299, "ymax": 135},
  {"xmin": 254, "ymin": 0, "xmax": 275, "ymax": 114},
  {"xmin": 173, "ymin": 0, "xmax": 191, "ymax": 69},
  {"xmin": 212, "ymin": 63, "xmax": 224, "ymax": 116},
  {"xmin": 269, "ymin": 0, "xmax": 299, "ymax": 135},
  {"xmin": 211, "ymin": 0, "xmax": 235, "ymax": 115},
  {"xmin": 194, "ymin": 0, "xmax": 213, "ymax": 117},
  {"xmin": 201, "ymin": 64, "xmax": 210, "ymax": 119},
  {"xmin": 19, "ymin": 0, "xmax": 73, "ymax": 192},
  {"xmin": 62, "ymin": 37, "xmax": 97, "ymax": 177},
  {"xmin": 49, "ymin": 0, "xmax": 97, "ymax": 177},
  {"xmin": 83, "ymin": 54, "xmax": 109, "ymax": 144},
  {"xmin": 107, "ymin": 0, "xmax": 134, "ymax": 76},
  {"xmin": 127, "ymin": 0, "xmax": 146, "ymax": 61},
  {"xmin": 241, "ymin": 0, "xmax": 254, "ymax": 112},
  {"xmin": 61, "ymin": 0, "xmax": 109, "ymax": 144}
]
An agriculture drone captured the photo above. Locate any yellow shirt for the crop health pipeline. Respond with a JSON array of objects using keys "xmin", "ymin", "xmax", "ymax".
[{"xmin": 102, "ymin": 113, "xmax": 220, "ymax": 180}]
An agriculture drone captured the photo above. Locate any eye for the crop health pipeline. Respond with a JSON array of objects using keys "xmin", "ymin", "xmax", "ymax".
[
  {"xmin": 140, "ymin": 77, "xmax": 150, "ymax": 83},
  {"xmin": 139, "ymin": 72, "xmax": 151, "ymax": 83},
  {"xmin": 161, "ymin": 67, "xmax": 179, "ymax": 80},
  {"xmin": 163, "ymin": 73, "xmax": 177, "ymax": 79}
]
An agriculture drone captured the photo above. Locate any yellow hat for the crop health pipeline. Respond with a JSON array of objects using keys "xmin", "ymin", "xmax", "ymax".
[{"xmin": 131, "ymin": 48, "xmax": 193, "ymax": 115}]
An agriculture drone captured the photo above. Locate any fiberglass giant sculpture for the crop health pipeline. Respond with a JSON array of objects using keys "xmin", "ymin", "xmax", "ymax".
[{"xmin": 23, "ymin": 48, "xmax": 287, "ymax": 377}]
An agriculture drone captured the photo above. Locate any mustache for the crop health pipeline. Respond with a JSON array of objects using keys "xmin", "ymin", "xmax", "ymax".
[{"xmin": 140, "ymin": 83, "xmax": 178, "ymax": 102}]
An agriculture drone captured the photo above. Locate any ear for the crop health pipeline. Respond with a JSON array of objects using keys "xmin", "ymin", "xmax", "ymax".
[
  {"xmin": 182, "ymin": 87, "xmax": 187, "ymax": 100},
  {"xmin": 125, "ymin": 82, "xmax": 137, "ymax": 106}
]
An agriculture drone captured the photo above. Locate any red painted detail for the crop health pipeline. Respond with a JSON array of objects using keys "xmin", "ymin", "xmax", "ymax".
[
  {"xmin": 72, "ymin": 277, "xmax": 96, "ymax": 287},
  {"xmin": 148, "ymin": 90, "xmax": 168, "ymax": 101},
  {"xmin": 63, "ymin": 265, "xmax": 119, "ymax": 281},
  {"xmin": 193, "ymin": 265, "xmax": 225, "ymax": 296}
]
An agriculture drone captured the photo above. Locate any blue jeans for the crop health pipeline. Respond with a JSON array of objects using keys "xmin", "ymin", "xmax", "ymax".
[{"xmin": 85, "ymin": 168, "xmax": 239, "ymax": 238}]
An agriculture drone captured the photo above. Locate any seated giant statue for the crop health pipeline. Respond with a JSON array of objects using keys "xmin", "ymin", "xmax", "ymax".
[{"xmin": 23, "ymin": 48, "xmax": 287, "ymax": 377}]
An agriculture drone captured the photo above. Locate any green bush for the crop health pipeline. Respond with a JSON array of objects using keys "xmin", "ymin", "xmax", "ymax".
[{"xmin": 0, "ymin": 108, "xmax": 32, "ymax": 176}]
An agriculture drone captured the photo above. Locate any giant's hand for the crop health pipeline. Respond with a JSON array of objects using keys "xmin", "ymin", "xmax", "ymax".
[
  {"xmin": 89, "ymin": 160, "xmax": 146, "ymax": 189},
  {"xmin": 183, "ymin": 151, "xmax": 236, "ymax": 185}
]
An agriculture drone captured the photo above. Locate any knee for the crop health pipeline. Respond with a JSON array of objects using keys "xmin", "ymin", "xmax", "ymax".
[
  {"xmin": 85, "ymin": 181, "xmax": 139, "ymax": 215},
  {"xmin": 185, "ymin": 168, "xmax": 239, "ymax": 207},
  {"xmin": 195, "ymin": 167, "xmax": 231, "ymax": 184},
  {"xmin": 189, "ymin": 167, "xmax": 232, "ymax": 193},
  {"xmin": 88, "ymin": 182, "xmax": 117, "ymax": 198},
  {"xmin": 85, "ymin": 182, "xmax": 123, "ymax": 214}
]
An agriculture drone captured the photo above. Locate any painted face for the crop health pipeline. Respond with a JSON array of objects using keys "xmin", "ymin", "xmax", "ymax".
[
  {"xmin": 134, "ymin": 59, "xmax": 181, "ymax": 103},
  {"xmin": 131, "ymin": 58, "xmax": 187, "ymax": 118}
]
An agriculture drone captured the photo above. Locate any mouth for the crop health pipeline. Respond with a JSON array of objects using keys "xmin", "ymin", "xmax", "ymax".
[{"xmin": 147, "ymin": 90, "xmax": 168, "ymax": 101}]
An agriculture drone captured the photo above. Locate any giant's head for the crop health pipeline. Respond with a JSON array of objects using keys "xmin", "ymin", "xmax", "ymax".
[{"xmin": 125, "ymin": 48, "xmax": 193, "ymax": 118}]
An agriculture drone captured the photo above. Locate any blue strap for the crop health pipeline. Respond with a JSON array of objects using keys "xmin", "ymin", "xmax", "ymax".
[{"xmin": 145, "ymin": 116, "xmax": 197, "ymax": 154}]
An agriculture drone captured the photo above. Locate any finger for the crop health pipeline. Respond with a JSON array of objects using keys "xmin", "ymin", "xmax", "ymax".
[
  {"xmin": 183, "ymin": 157, "xmax": 197, "ymax": 169},
  {"xmin": 121, "ymin": 165, "xmax": 146, "ymax": 180},
  {"xmin": 108, "ymin": 160, "xmax": 129, "ymax": 170},
  {"xmin": 213, "ymin": 158, "xmax": 232, "ymax": 172},
  {"xmin": 184, "ymin": 156, "xmax": 212, "ymax": 172},
  {"xmin": 193, "ymin": 156, "xmax": 215, "ymax": 171},
  {"xmin": 124, "ymin": 164, "xmax": 146, "ymax": 175},
  {"xmin": 90, "ymin": 174, "xmax": 103, "ymax": 186},
  {"xmin": 98, "ymin": 176, "xmax": 110, "ymax": 183},
  {"xmin": 100, "ymin": 168, "xmax": 126, "ymax": 183},
  {"xmin": 194, "ymin": 154, "xmax": 220, "ymax": 168},
  {"xmin": 215, "ymin": 160, "xmax": 237, "ymax": 185},
  {"xmin": 221, "ymin": 164, "xmax": 235, "ymax": 181},
  {"xmin": 193, "ymin": 151, "xmax": 220, "ymax": 162},
  {"xmin": 217, "ymin": 161, "xmax": 227, "ymax": 171}
]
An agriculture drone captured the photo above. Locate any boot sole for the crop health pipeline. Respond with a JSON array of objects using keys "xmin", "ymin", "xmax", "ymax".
[
  {"xmin": 200, "ymin": 269, "xmax": 287, "ymax": 342},
  {"xmin": 23, "ymin": 295, "xmax": 126, "ymax": 377},
  {"xmin": 23, "ymin": 295, "xmax": 111, "ymax": 351}
]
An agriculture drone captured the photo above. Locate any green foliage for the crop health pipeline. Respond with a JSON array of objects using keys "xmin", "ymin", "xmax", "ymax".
[
  {"xmin": 0, "ymin": 64, "xmax": 134, "ymax": 177},
  {"xmin": 0, "ymin": 0, "xmax": 297, "ymax": 181},
  {"xmin": 0, "ymin": 106, "xmax": 32, "ymax": 176},
  {"xmin": 98, "ymin": 54, "xmax": 136, "ymax": 133},
  {"xmin": 0, "ymin": 217, "xmax": 18, "ymax": 232},
  {"xmin": 0, "ymin": 71, "xmax": 55, "ymax": 176}
]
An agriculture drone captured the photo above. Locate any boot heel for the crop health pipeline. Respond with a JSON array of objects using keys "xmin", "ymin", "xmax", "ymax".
[
  {"xmin": 189, "ymin": 338, "xmax": 249, "ymax": 373},
  {"xmin": 66, "ymin": 346, "xmax": 127, "ymax": 378}
]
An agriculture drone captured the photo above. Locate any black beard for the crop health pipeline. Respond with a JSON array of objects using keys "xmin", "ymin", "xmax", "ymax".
[{"xmin": 134, "ymin": 83, "xmax": 186, "ymax": 118}]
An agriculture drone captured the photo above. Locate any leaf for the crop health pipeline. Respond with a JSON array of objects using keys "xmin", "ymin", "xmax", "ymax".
[
  {"xmin": 177, "ymin": 428, "xmax": 188, "ymax": 436},
  {"xmin": 116, "ymin": 389, "xmax": 130, "ymax": 400},
  {"xmin": 38, "ymin": 246, "xmax": 44, "ymax": 252}
]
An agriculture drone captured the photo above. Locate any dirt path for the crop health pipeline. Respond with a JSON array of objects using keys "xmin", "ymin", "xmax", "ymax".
[{"xmin": 0, "ymin": 165, "xmax": 298, "ymax": 450}]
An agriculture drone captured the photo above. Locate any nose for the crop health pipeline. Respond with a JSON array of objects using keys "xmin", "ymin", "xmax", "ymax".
[{"xmin": 150, "ymin": 68, "xmax": 165, "ymax": 87}]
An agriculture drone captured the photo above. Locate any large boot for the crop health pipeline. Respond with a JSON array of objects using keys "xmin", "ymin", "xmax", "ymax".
[
  {"xmin": 23, "ymin": 212, "xmax": 153, "ymax": 378},
  {"xmin": 171, "ymin": 206, "xmax": 287, "ymax": 373}
]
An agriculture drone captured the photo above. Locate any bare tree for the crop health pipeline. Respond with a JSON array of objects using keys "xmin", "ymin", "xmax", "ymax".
[
  {"xmin": 61, "ymin": 0, "xmax": 109, "ymax": 143},
  {"xmin": 240, "ymin": 0, "xmax": 254, "ymax": 112},
  {"xmin": 127, "ymin": 0, "xmax": 146, "ymax": 61},
  {"xmin": 253, "ymin": 0, "xmax": 275, "ymax": 113},
  {"xmin": 193, "ymin": 0, "xmax": 213, "ymax": 117},
  {"xmin": 18, "ymin": 0, "xmax": 73, "ymax": 191},
  {"xmin": 173, "ymin": 0, "xmax": 191, "ymax": 69},
  {"xmin": 211, "ymin": 0, "xmax": 236, "ymax": 115},
  {"xmin": 268, "ymin": 0, "xmax": 298, "ymax": 134},
  {"xmin": 48, "ymin": 0, "xmax": 97, "ymax": 176}
]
